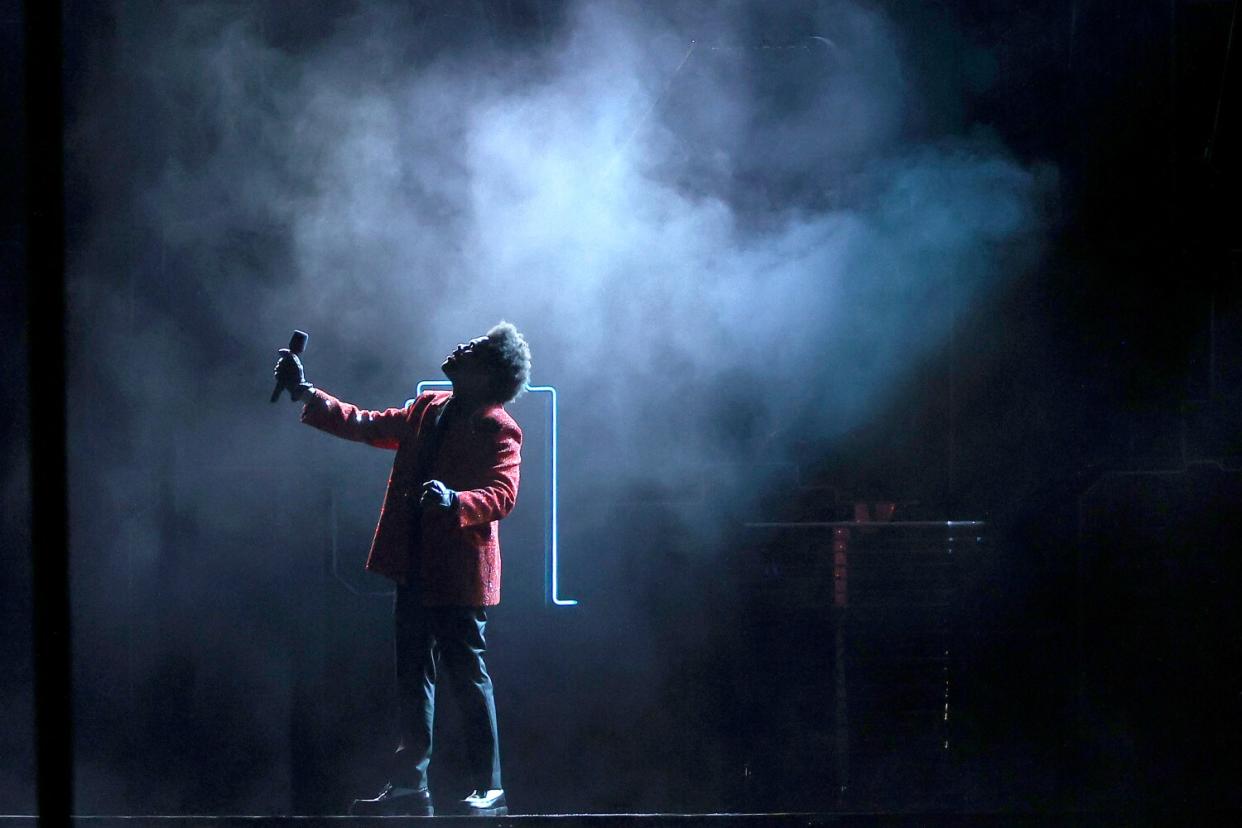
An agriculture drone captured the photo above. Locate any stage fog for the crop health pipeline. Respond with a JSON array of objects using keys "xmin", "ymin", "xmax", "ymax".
[{"xmin": 6, "ymin": 0, "xmax": 1241, "ymax": 817}]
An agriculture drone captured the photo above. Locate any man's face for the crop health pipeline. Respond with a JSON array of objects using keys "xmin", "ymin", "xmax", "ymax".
[{"xmin": 442, "ymin": 336, "xmax": 493, "ymax": 382}]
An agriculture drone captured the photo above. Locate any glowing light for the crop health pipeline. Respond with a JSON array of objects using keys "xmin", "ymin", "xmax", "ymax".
[{"xmin": 414, "ymin": 381, "xmax": 577, "ymax": 607}]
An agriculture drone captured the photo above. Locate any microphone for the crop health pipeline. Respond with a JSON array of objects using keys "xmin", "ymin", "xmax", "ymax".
[{"xmin": 270, "ymin": 329, "xmax": 309, "ymax": 403}]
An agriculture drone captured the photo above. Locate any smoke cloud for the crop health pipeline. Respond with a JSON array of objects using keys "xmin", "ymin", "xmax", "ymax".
[
  {"xmin": 78, "ymin": 0, "xmax": 1045, "ymax": 483},
  {"xmin": 62, "ymin": 0, "xmax": 1049, "ymax": 813}
]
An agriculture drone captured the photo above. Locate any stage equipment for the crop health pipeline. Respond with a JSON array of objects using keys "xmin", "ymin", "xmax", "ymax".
[{"xmin": 741, "ymin": 517, "xmax": 988, "ymax": 810}]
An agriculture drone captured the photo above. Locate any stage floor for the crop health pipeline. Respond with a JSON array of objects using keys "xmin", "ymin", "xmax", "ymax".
[{"xmin": 0, "ymin": 813, "xmax": 1217, "ymax": 826}]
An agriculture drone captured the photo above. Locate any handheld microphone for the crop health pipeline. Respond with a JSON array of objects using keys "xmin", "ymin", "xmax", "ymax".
[{"xmin": 270, "ymin": 329, "xmax": 309, "ymax": 403}]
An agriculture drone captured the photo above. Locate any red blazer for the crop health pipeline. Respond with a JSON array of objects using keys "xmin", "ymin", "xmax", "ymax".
[{"xmin": 301, "ymin": 388, "xmax": 521, "ymax": 606}]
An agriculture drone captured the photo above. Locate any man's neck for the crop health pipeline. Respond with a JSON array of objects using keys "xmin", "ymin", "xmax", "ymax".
[{"xmin": 447, "ymin": 388, "xmax": 489, "ymax": 416}]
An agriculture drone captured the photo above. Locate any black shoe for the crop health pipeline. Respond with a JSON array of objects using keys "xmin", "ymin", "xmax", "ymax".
[
  {"xmin": 461, "ymin": 788, "xmax": 507, "ymax": 816},
  {"xmin": 349, "ymin": 782, "xmax": 433, "ymax": 816}
]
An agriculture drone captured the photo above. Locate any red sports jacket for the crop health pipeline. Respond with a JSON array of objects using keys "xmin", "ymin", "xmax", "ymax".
[{"xmin": 301, "ymin": 388, "xmax": 521, "ymax": 606}]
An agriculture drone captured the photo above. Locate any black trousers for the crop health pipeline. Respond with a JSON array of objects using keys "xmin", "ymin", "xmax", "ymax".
[{"xmin": 392, "ymin": 583, "xmax": 502, "ymax": 792}]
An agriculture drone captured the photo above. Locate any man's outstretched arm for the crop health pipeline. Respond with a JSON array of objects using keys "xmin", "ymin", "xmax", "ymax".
[
  {"xmin": 274, "ymin": 345, "xmax": 413, "ymax": 450},
  {"xmin": 300, "ymin": 389, "xmax": 412, "ymax": 451}
]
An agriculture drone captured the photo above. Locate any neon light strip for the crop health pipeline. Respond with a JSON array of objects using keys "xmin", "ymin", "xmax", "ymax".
[{"xmin": 414, "ymin": 381, "xmax": 577, "ymax": 606}]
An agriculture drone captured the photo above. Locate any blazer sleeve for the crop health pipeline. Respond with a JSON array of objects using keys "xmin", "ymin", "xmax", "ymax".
[
  {"xmin": 455, "ymin": 419, "xmax": 522, "ymax": 527},
  {"xmin": 300, "ymin": 388, "xmax": 412, "ymax": 451}
]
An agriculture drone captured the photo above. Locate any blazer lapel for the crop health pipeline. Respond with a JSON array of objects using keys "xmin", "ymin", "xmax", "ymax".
[{"xmin": 413, "ymin": 394, "xmax": 452, "ymax": 481}]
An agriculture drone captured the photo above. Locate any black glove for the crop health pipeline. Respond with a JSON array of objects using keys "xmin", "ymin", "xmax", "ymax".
[
  {"xmin": 420, "ymin": 479, "xmax": 459, "ymax": 512},
  {"xmin": 273, "ymin": 349, "xmax": 313, "ymax": 401}
]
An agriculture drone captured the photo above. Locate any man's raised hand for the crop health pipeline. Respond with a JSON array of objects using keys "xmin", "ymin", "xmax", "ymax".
[{"xmin": 273, "ymin": 349, "xmax": 312, "ymax": 402}]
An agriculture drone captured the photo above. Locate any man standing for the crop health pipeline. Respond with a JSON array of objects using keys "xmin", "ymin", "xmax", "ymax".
[{"xmin": 274, "ymin": 322, "xmax": 531, "ymax": 816}]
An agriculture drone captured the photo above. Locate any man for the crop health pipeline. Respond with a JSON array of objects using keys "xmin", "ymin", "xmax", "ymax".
[{"xmin": 274, "ymin": 322, "xmax": 530, "ymax": 816}]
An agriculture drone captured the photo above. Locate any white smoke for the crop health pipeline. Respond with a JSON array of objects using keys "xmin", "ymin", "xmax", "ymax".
[{"xmin": 62, "ymin": 0, "xmax": 1050, "ymax": 811}]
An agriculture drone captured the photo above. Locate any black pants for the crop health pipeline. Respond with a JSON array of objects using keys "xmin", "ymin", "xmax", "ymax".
[{"xmin": 392, "ymin": 583, "xmax": 502, "ymax": 792}]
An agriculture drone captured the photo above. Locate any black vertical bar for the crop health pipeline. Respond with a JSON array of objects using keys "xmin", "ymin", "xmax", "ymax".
[{"xmin": 24, "ymin": 0, "xmax": 72, "ymax": 822}]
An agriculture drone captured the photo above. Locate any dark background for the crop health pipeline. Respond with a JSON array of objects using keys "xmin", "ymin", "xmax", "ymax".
[{"xmin": 4, "ymin": 0, "xmax": 1241, "ymax": 816}]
